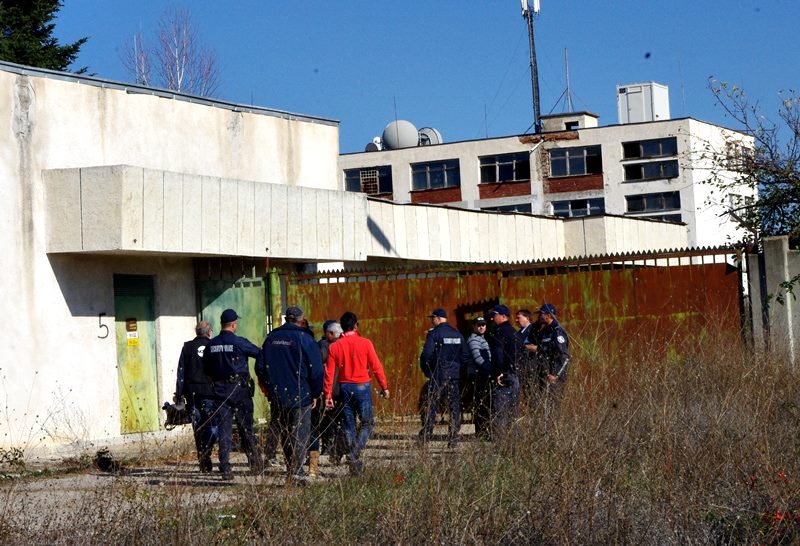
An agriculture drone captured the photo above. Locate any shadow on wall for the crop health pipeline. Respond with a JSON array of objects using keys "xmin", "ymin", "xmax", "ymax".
[
  {"xmin": 367, "ymin": 215, "xmax": 396, "ymax": 255},
  {"xmin": 47, "ymin": 254, "xmax": 196, "ymax": 318}
]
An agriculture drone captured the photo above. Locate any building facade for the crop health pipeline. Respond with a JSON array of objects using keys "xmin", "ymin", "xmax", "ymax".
[{"xmin": 339, "ymin": 109, "xmax": 754, "ymax": 248}]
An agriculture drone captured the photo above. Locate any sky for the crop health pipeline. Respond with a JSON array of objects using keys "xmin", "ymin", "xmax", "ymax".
[{"xmin": 54, "ymin": 1, "xmax": 800, "ymax": 154}]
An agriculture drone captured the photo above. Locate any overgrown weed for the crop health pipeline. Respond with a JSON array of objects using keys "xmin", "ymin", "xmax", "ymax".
[{"xmin": 1, "ymin": 329, "xmax": 799, "ymax": 544}]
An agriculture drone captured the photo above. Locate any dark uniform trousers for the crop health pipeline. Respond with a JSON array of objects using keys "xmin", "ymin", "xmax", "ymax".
[
  {"xmin": 421, "ymin": 375, "xmax": 461, "ymax": 444},
  {"xmin": 214, "ymin": 380, "xmax": 262, "ymax": 474},
  {"xmin": 492, "ymin": 372, "xmax": 520, "ymax": 443}
]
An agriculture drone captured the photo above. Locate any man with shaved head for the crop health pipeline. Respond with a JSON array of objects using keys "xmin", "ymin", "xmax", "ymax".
[{"xmin": 176, "ymin": 320, "xmax": 216, "ymax": 473}]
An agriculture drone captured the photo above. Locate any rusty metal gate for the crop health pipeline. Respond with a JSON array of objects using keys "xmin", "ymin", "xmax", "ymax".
[{"xmin": 285, "ymin": 248, "xmax": 744, "ymax": 416}]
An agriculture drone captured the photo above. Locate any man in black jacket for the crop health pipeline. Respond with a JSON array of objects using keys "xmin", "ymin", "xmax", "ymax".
[
  {"xmin": 488, "ymin": 304, "xmax": 521, "ymax": 442},
  {"xmin": 176, "ymin": 320, "xmax": 216, "ymax": 472},
  {"xmin": 419, "ymin": 308, "xmax": 469, "ymax": 447}
]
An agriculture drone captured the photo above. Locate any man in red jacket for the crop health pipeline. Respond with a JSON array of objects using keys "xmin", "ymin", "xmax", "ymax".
[{"xmin": 324, "ymin": 311, "xmax": 390, "ymax": 475}]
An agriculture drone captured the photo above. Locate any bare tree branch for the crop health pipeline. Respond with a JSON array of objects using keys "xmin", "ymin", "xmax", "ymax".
[
  {"xmin": 119, "ymin": 6, "xmax": 220, "ymax": 97},
  {"xmin": 704, "ymin": 79, "xmax": 800, "ymax": 245},
  {"xmin": 120, "ymin": 32, "xmax": 150, "ymax": 86}
]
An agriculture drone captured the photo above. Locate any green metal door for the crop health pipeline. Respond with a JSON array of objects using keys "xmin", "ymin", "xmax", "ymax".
[
  {"xmin": 113, "ymin": 275, "xmax": 160, "ymax": 434},
  {"xmin": 198, "ymin": 276, "xmax": 270, "ymax": 420}
]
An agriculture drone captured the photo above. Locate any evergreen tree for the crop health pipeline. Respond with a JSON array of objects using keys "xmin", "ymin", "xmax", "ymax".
[{"xmin": 0, "ymin": 0, "xmax": 87, "ymax": 73}]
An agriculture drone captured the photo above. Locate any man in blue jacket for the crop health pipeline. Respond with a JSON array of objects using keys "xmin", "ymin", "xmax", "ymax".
[
  {"xmin": 202, "ymin": 308, "xmax": 263, "ymax": 479},
  {"xmin": 419, "ymin": 308, "xmax": 470, "ymax": 447},
  {"xmin": 257, "ymin": 305, "xmax": 323, "ymax": 483}
]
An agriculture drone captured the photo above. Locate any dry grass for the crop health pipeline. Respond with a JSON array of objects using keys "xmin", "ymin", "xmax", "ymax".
[{"xmin": 1, "ymin": 329, "xmax": 799, "ymax": 544}]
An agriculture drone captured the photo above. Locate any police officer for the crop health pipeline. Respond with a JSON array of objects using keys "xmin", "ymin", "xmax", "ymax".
[
  {"xmin": 202, "ymin": 308, "xmax": 263, "ymax": 479},
  {"xmin": 487, "ymin": 304, "xmax": 521, "ymax": 442},
  {"xmin": 419, "ymin": 308, "xmax": 469, "ymax": 447},
  {"xmin": 535, "ymin": 303, "xmax": 570, "ymax": 402},
  {"xmin": 257, "ymin": 306, "xmax": 323, "ymax": 483},
  {"xmin": 175, "ymin": 320, "xmax": 216, "ymax": 472}
]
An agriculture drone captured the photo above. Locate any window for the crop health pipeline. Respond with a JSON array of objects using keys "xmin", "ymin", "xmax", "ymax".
[
  {"xmin": 344, "ymin": 166, "xmax": 393, "ymax": 195},
  {"xmin": 411, "ymin": 159, "xmax": 460, "ymax": 190},
  {"xmin": 645, "ymin": 213, "xmax": 683, "ymax": 223},
  {"xmin": 549, "ymin": 145, "xmax": 602, "ymax": 177},
  {"xmin": 479, "ymin": 152, "xmax": 530, "ymax": 184},
  {"xmin": 564, "ymin": 121, "xmax": 580, "ymax": 131},
  {"xmin": 551, "ymin": 198, "xmax": 605, "ymax": 218},
  {"xmin": 626, "ymin": 191, "xmax": 681, "ymax": 214},
  {"xmin": 622, "ymin": 137, "xmax": 678, "ymax": 159},
  {"xmin": 624, "ymin": 160, "xmax": 679, "ymax": 181},
  {"xmin": 729, "ymin": 193, "xmax": 755, "ymax": 210},
  {"xmin": 481, "ymin": 203, "xmax": 532, "ymax": 213}
]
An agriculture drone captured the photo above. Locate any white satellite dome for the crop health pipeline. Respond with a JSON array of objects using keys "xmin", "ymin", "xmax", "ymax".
[{"xmin": 382, "ymin": 120, "xmax": 419, "ymax": 149}]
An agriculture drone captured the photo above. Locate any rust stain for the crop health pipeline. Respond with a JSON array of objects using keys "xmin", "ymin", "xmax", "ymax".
[{"xmin": 287, "ymin": 259, "xmax": 742, "ymax": 415}]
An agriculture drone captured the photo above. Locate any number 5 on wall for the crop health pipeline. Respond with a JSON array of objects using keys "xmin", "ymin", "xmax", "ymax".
[{"xmin": 98, "ymin": 312, "xmax": 109, "ymax": 339}]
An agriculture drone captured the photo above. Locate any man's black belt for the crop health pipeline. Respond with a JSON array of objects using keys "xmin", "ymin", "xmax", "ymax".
[{"xmin": 213, "ymin": 374, "xmax": 249, "ymax": 385}]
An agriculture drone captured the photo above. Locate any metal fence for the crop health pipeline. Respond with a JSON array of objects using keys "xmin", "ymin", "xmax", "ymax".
[{"xmin": 286, "ymin": 248, "xmax": 744, "ymax": 416}]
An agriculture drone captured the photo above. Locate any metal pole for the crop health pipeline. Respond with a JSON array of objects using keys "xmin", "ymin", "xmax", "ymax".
[{"xmin": 524, "ymin": 3, "xmax": 542, "ymax": 133}]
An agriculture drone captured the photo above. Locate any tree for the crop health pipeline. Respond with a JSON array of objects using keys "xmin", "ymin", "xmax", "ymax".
[
  {"xmin": 706, "ymin": 80, "xmax": 800, "ymax": 246},
  {"xmin": 121, "ymin": 6, "xmax": 220, "ymax": 97},
  {"xmin": 0, "ymin": 0, "xmax": 87, "ymax": 72}
]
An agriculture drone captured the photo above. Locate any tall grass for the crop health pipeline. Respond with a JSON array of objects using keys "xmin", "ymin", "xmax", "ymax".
[{"xmin": 2, "ymin": 329, "xmax": 799, "ymax": 544}]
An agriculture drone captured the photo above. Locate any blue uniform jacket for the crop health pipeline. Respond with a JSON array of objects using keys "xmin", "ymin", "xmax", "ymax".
[
  {"xmin": 202, "ymin": 330, "xmax": 261, "ymax": 380},
  {"xmin": 258, "ymin": 323, "xmax": 323, "ymax": 409},
  {"xmin": 489, "ymin": 321, "xmax": 520, "ymax": 379},
  {"xmin": 538, "ymin": 320, "xmax": 571, "ymax": 380},
  {"xmin": 420, "ymin": 322, "xmax": 469, "ymax": 382}
]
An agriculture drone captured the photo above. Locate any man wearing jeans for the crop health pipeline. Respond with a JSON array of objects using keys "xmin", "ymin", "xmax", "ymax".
[
  {"xmin": 324, "ymin": 311, "xmax": 390, "ymax": 475},
  {"xmin": 258, "ymin": 306, "xmax": 323, "ymax": 483}
]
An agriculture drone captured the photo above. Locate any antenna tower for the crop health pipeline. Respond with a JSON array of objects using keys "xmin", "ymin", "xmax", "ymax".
[
  {"xmin": 564, "ymin": 48, "xmax": 574, "ymax": 112},
  {"xmin": 522, "ymin": 0, "xmax": 542, "ymax": 133}
]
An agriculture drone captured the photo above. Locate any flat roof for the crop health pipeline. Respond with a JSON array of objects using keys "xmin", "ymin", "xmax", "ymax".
[
  {"xmin": 341, "ymin": 115, "xmax": 749, "ymax": 155},
  {"xmin": 0, "ymin": 60, "xmax": 339, "ymax": 127}
]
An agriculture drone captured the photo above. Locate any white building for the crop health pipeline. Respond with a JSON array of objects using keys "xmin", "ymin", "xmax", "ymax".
[
  {"xmin": 1, "ymin": 63, "xmax": 691, "ymax": 455},
  {"xmin": 339, "ymin": 84, "xmax": 754, "ymax": 248}
]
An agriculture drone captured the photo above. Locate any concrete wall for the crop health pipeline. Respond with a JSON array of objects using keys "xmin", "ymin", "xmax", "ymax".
[
  {"xmin": 3, "ymin": 254, "xmax": 195, "ymax": 454},
  {"xmin": 748, "ymin": 236, "xmax": 799, "ymax": 367},
  {"xmin": 44, "ymin": 166, "xmax": 369, "ymax": 262},
  {"xmin": 563, "ymin": 215, "xmax": 689, "ymax": 258},
  {"xmin": 366, "ymin": 199, "xmax": 565, "ymax": 262},
  {"xmin": 684, "ymin": 120, "xmax": 756, "ymax": 247}
]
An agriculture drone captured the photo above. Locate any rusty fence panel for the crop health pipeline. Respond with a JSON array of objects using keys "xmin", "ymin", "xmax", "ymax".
[{"xmin": 286, "ymin": 250, "xmax": 743, "ymax": 417}]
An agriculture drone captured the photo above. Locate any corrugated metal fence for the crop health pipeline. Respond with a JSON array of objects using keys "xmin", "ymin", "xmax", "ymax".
[{"xmin": 286, "ymin": 248, "xmax": 744, "ymax": 416}]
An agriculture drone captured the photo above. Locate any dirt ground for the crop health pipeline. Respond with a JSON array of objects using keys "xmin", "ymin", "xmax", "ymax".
[{"xmin": 0, "ymin": 422, "xmax": 461, "ymax": 535}]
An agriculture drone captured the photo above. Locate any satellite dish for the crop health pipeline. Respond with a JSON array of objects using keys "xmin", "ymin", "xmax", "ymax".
[
  {"xmin": 382, "ymin": 120, "xmax": 419, "ymax": 149},
  {"xmin": 365, "ymin": 141, "xmax": 380, "ymax": 152},
  {"xmin": 418, "ymin": 127, "xmax": 443, "ymax": 146}
]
